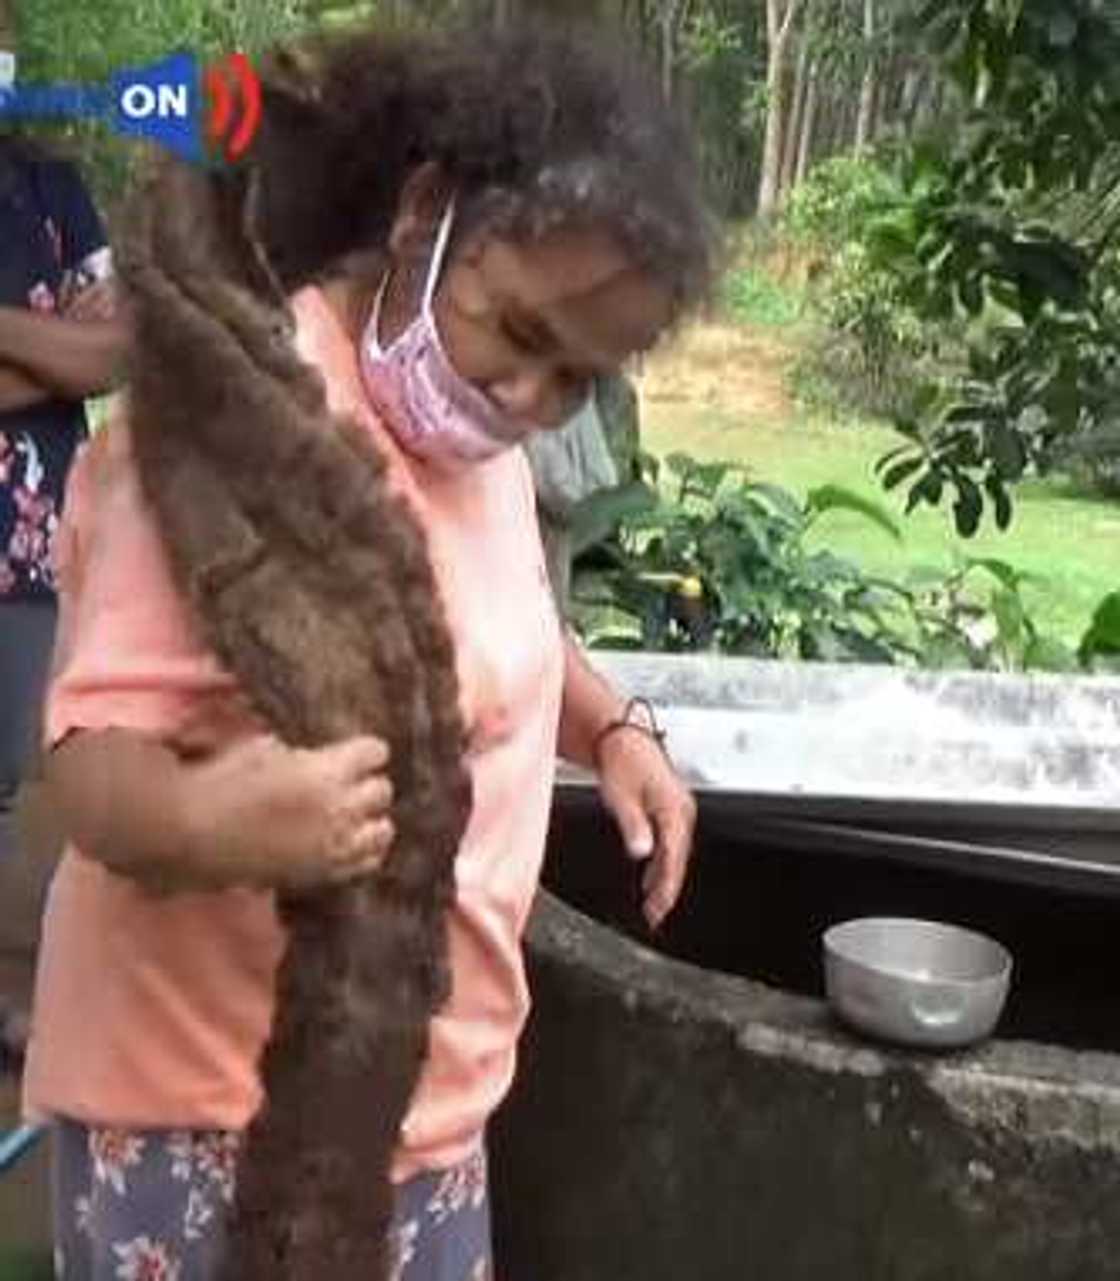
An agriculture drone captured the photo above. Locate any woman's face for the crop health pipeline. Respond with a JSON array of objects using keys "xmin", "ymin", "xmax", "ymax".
[{"xmin": 382, "ymin": 217, "xmax": 673, "ymax": 437}]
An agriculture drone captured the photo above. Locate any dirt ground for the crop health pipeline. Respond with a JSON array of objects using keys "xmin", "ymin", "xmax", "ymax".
[{"xmin": 643, "ymin": 320, "xmax": 794, "ymax": 426}]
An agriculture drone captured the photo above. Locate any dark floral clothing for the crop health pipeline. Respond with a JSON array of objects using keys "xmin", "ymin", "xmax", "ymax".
[
  {"xmin": 51, "ymin": 1118, "xmax": 494, "ymax": 1281},
  {"xmin": 0, "ymin": 140, "xmax": 109, "ymax": 602}
]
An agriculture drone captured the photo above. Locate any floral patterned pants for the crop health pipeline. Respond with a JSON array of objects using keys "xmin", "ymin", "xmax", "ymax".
[{"xmin": 51, "ymin": 1118, "xmax": 493, "ymax": 1281}]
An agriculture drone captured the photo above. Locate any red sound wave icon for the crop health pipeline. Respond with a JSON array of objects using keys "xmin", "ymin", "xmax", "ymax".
[{"xmin": 203, "ymin": 53, "xmax": 261, "ymax": 162}]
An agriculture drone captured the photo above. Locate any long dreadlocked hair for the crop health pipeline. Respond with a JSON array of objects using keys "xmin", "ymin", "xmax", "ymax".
[{"xmin": 114, "ymin": 18, "xmax": 715, "ymax": 1280}]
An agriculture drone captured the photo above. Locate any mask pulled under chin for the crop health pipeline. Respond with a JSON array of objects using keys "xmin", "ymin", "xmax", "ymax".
[
  {"xmin": 359, "ymin": 319, "xmax": 517, "ymax": 472},
  {"xmin": 357, "ymin": 200, "xmax": 530, "ymax": 471}
]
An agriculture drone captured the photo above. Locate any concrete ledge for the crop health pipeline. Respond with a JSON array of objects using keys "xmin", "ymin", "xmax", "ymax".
[
  {"xmin": 578, "ymin": 652, "xmax": 1120, "ymax": 818},
  {"xmin": 491, "ymin": 890, "xmax": 1120, "ymax": 1281}
]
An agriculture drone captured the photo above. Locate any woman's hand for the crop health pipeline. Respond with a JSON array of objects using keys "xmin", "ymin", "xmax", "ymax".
[
  {"xmin": 179, "ymin": 733, "xmax": 395, "ymax": 891},
  {"xmin": 596, "ymin": 727, "xmax": 696, "ymax": 930},
  {"xmin": 61, "ymin": 277, "xmax": 118, "ymax": 324},
  {"xmin": 49, "ymin": 728, "xmax": 395, "ymax": 894},
  {"xmin": 555, "ymin": 635, "xmax": 696, "ymax": 928}
]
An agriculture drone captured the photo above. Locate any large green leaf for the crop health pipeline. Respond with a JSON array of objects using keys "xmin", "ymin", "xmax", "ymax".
[
  {"xmin": 963, "ymin": 557, "xmax": 1026, "ymax": 591},
  {"xmin": 744, "ymin": 483, "xmax": 805, "ymax": 525},
  {"xmin": 882, "ymin": 456, "xmax": 925, "ymax": 491},
  {"xmin": 568, "ymin": 483, "xmax": 658, "ymax": 558},
  {"xmin": 663, "ymin": 452, "xmax": 694, "ymax": 476},
  {"xmin": 1079, "ymin": 591, "xmax": 1120, "ymax": 661},
  {"xmin": 805, "ymin": 485, "xmax": 904, "ymax": 543},
  {"xmin": 682, "ymin": 461, "xmax": 739, "ymax": 500},
  {"xmin": 1023, "ymin": 635, "xmax": 1079, "ymax": 673},
  {"xmin": 952, "ymin": 475, "xmax": 984, "ymax": 536},
  {"xmin": 990, "ymin": 587, "xmax": 1026, "ymax": 649}
]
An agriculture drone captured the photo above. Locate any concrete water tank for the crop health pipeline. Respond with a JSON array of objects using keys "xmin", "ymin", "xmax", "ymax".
[{"xmin": 491, "ymin": 654, "xmax": 1120, "ymax": 1281}]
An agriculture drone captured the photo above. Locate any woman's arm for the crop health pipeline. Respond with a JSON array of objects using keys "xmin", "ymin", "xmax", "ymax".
[
  {"xmin": 0, "ymin": 306, "xmax": 126, "ymax": 402},
  {"xmin": 47, "ymin": 729, "xmax": 196, "ymax": 882},
  {"xmin": 556, "ymin": 633, "xmax": 628, "ymax": 769},
  {"xmin": 557, "ymin": 632, "xmax": 696, "ymax": 928},
  {"xmin": 0, "ymin": 282, "xmax": 123, "ymax": 412},
  {"xmin": 0, "ymin": 364, "xmax": 50, "ymax": 413},
  {"xmin": 46, "ymin": 727, "xmax": 397, "ymax": 892}
]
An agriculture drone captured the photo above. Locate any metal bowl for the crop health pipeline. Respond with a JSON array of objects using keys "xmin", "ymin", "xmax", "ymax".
[{"xmin": 823, "ymin": 917, "xmax": 1013, "ymax": 1050}]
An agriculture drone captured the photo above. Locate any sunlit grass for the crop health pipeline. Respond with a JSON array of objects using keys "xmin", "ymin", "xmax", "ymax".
[{"xmin": 643, "ymin": 319, "xmax": 1119, "ymax": 648}]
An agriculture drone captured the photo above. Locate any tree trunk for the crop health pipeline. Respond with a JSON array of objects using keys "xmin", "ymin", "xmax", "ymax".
[
  {"xmin": 900, "ymin": 64, "xmax": 924, "ymax": 134},
  {"xmin": 875, "ymin": 34, "xmax": 898, "ymax": 137},
  {"xmin": 855, "ymin": 0, "xmax": 876, "ymax": 149},
  {"xmin": 780, "ymin": 32, "xmax": 811, "ymax": 202},
  {"xmin": 655, "ymin": 0, "xmax": 690, "ymax": 101},
  {"xmin": 794, "ymin": 58, "xmax": 819, "ymax": 186},
  {"xmin": 757, "ymin": 0, "xmax": 804, "ymax": 219},
  {"xmin": 915, "ymin": 74, "xmax": 945, "ymax": 133},
  {"xmin": 493, "ymin": 0, "xmax": 515, "ymax": 29},
  {"xmin": 818, "ymin": 74, "xmax": 840, "ymax": 160},
  {"xmin": 660, "ymin": 9, "xmax": 674, "ymax": 98}
]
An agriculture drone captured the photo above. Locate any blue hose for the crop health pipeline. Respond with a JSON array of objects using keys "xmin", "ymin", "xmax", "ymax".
[{"xmin": 0, "ymin": 1123, "xmax": 46, "ymax": 1174}]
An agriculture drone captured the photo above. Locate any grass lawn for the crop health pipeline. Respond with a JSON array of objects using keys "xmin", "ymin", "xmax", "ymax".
[{"xmin": 640, "ymin": 318, "xmax": 1120, "ymax": 648}]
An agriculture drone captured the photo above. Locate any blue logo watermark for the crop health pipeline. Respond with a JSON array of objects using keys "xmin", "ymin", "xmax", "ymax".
[{"xmin": 0, "ymin": 51, "xmax": 261, "ymax": 164}]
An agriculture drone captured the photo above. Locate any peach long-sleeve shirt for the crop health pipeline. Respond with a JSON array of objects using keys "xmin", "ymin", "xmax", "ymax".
[{"xmin": 22, "ymin": 286, "xmax": 565, "ymax": 1179}]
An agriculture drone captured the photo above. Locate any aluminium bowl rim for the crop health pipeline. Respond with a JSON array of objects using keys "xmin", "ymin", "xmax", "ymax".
[{"xmin": 822, "ymin": 916, "xmax": 1014, "ymax": 989}]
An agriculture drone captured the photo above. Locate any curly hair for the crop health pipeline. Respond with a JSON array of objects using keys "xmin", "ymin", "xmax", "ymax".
[
  {"xmin": 246, "ymin": 19, "xmax": 717, "ymax": 309},
  {"xmin": 112, "ymin": 18, "xmax": 714, "ymax": 1281}
]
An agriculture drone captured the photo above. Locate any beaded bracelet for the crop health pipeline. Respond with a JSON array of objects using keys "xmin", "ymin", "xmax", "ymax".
[{"xmin": 590, "ymin": 696, "xmax": 668, "ymax": 773}]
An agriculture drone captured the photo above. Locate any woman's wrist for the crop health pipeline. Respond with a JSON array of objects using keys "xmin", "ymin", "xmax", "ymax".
[
  {"xmin": 556, "ymin": 633, "xmax": 672, "ymax": 774},
  {"xmin": 590, "ymin": 697, "xmax": 668, "ymax": 775}
]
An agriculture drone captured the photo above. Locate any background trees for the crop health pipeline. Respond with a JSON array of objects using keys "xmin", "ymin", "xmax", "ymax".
[
  {"xmin": 10, "ymin": 0, "xmax": 1118, "ymax": 669},
  {"xmin": 10, "ymin": 0, "xmax": 963, "ymax": 218}
]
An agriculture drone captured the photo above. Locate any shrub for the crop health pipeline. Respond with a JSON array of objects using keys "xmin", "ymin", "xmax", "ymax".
[{"xmin": 569, "ymin": 451, "xmax": 1078, "ymax": 673}]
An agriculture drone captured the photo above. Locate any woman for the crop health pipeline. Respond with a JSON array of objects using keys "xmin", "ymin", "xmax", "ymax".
[
  {"xmin": 22, "ymin": 20, "xmax": 714, "ymax": 1281},
  {"xmin": 0, "ymin": 80, "xmax": 122, "ymax": 1060}
]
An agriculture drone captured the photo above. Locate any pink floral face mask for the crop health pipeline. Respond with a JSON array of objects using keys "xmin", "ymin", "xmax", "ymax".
[{"xmin": 359, "ymin": 202, "xmax": 526, "ymax": 469}]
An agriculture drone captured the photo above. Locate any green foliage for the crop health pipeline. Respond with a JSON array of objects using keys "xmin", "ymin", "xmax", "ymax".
[
  {"xmin": 1060, "ymin": 413, "xmax": 1120, "ymax": 496},
  {"xmin": 855, "ymin": 0, "xmax": 1120, "ymax": 533},
  {"xmin": 785, "ymin": 154, "xmax": 903, "ymax": 251},
  {"xmin": 672, "ymin": 0, "xmax": 766, "ymax": 216},
  {"xmin": 1079, "ymin": 591, "xmax": 1120, "ymax": 672},
  {"xmin": 810, "ymin": 242, "xmax": 928, "ymax": 387},
  {"xmin": 18, "ymin": 0, "xmax": 311, "ymax": 76},
  {"xmin": 805, "ymin": 482, "xmax": 902, "ymax": 542},
  {"xmin": 915, "ymin": 0, "xmax": 1120, "ymax": 185},
  {"xmin": 783, "ymin": 4, "xmax": 1120, "ymax": 535},
  {"xmin": 569, "ymin": 449, "xmax": 1079, "ymax": 672},
  {"xmin": 784, "ymin": 155, "xmax": 958, "ymax": 419},
  {"xmin": 679, "ymin": 8, "xmax": 743, "ymax": 73},
  {"xmin": 721, "ymin": 266, "xmax": 803, "ymax": 327},
  {"xmin": 11, "ymin": 0, "xmax": 314, "ymax": 213}
]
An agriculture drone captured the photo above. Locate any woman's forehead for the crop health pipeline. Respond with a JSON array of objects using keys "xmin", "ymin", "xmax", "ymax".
[
  {"xmin": 474, "ymin": 228, "xmax": 672, "ymax": 364},
  {"xmin": 478, "ymin": 226, "xmax": 632, "ymax": 303}
]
